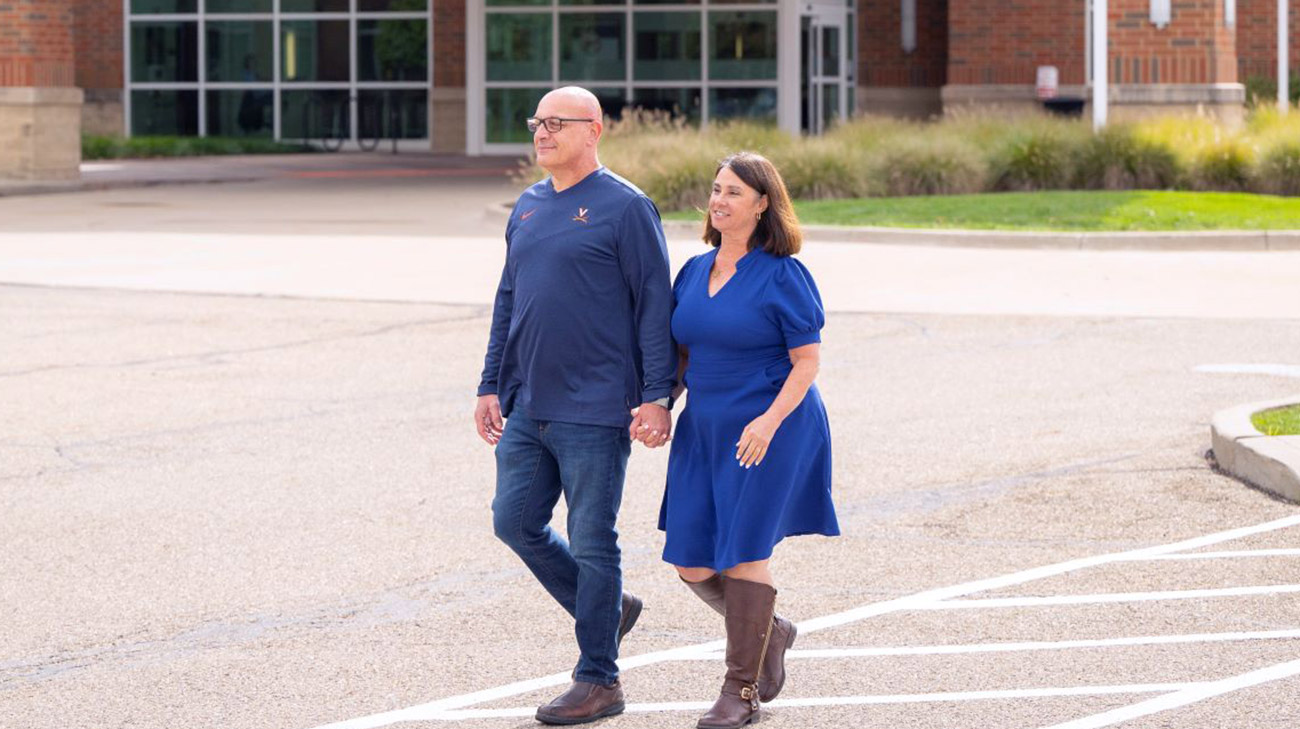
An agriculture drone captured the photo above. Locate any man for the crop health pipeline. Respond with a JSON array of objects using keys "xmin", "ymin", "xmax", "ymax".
[{"xmin": 474, "ymin": 86, "xmax": 675, "ymax": 725}]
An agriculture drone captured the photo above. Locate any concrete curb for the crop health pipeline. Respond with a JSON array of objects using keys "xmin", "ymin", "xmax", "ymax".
[
  {"xmin": 487, "ymin": 202, "xmax": 1300, "ymax": 251},
  {"xmin": 1211, "ymin": 396, "xmax": 1300, "ymax": 503}
]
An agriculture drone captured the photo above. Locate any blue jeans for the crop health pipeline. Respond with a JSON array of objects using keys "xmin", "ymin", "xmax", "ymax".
[{"xmin": 491, "ymin": 412, "xmax": 631, "ymax": 686}]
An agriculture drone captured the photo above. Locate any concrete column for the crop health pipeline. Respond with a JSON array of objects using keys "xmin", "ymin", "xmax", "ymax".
[{"xmin": 0, "ymin": 0, "xmax": 82, "ymax": 181}]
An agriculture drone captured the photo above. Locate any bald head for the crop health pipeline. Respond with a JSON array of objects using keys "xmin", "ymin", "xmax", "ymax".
[{"xmin": 540, "ymin": 86, "xmax": 603, "ymax": 120}]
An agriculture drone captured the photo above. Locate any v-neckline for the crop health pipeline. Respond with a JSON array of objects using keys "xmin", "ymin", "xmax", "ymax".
[{"xmin": 706, "ymin": 248, "xmax": 750, "ymax": 299}]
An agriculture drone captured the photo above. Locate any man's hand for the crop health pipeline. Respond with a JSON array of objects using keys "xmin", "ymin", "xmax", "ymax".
[
  {"xmin": 475, "ymin": 394, "xmax": 504, "ymax": 445},
  {"xmin": 629, "ymin": 403, "xmax": 671, "ymax": 448}
]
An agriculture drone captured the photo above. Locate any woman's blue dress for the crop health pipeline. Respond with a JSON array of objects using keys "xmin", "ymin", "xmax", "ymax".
[{"xmin": 659, "ymin": 248, "xmax": 839, "ymax": 572}]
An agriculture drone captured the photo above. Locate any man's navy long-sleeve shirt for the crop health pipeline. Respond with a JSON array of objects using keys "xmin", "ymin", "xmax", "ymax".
[{"xmin": 477, "ymin": 168, "xmax": 676, "ymax": 428}]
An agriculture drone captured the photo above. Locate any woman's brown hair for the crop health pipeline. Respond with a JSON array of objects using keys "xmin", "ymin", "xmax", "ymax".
[{"xmin": 702, "ymin": 151, "xmax": 802, "ymax": 257}]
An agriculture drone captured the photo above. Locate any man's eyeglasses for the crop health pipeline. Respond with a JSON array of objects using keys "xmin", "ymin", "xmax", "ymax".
[{"xmin": 526, "ymin": 117, "xmax": 595, "ymax": 134}]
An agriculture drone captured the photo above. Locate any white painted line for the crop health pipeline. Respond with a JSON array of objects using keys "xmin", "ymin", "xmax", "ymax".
[
  {"xmin": 1120, "ymin": 549, "xmax": 1300, "ymax": 561},
  {"xmin": 429, "ymin": 683, "xmax": 1200, "ymax": 721},
  {"xmin": 684, "ymin": 628, "xmax": 1300, "ymax": 660},
  {"xmin": 303, "ymin": 514, "xmax": 1300, "ymax": 729},
  {"xmin": 1194, "ymin": 363, "xmax": 1300, "ymax": 378},
  {"xmin": 1038, "ymin": 656, "xmax": 1300, "ymax": 729},
  {"xmin": 797, "ymin": 514, "xmax": 1300, "ymax": 634},
  {"xmin": 925, "ymin": 584, "xmax": 1300, "ymax": 610}
]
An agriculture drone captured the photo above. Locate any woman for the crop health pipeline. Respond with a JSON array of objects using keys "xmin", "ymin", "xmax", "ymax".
[{"xmin": 657, "ymin": 152, "xmax": 839, "ymax": 729}]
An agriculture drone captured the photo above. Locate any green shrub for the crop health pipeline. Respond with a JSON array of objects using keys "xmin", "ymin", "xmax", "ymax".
[
  {"xmin": 868, "ymin": 136, "xmax": 985, "ymax": 197},
  {"xmin": 989, "ymin": 126, "xmax": 1086, "ymax": 191},
  {"xmin": 1255, "ymin": 140, "xmax": 1300, "ymax": 196},
  {"xmin": 769, "ymin": 138, "xmax": 871, "ymax": 199},
  {"xmin": 1074, "ymin": 125, "xmax": 1181, "ymax": 190},
  {"xmin": 82, "ymin": 134, "xmax": 314, "ymax": 160},
  {"xmin": 1244, "ymin": 74, "xmax": 1300, "ymax": 107},
  {"xmin": 1189, "ymin": 139, "xmax": 1254, "ymax": 191}
]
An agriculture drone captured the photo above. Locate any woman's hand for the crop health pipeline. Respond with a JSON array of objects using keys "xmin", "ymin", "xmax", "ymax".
[{"xmin": 736, "ymin": 413, "xmax": 781, "ymax": 468}]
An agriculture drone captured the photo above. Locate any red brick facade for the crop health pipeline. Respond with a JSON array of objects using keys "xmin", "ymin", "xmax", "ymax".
[
  {"xmin": 1108, "ymin": 0, "xmax": 1237, "ymax": 84},
  {"xmin": 434, "ymin": 0, "xmax": 465, "ymax": 88},
  {"xmin": 0, "ymin": 0, "xmax": 76, "ymax": 87},
  {"xmin": 859, "ymin": 0, "xmax": 947, "ymax": 87},
  {"xmin": 947, "ymin": 1, "xmax": 1087, "ymax": 86},
  {"xmin": 1238, "ymin": 0, "xmax": 1299, "ymax": 80},
  {"xmin": 73, "ymin": 0, "xmax": 123, "ymax": 90}
]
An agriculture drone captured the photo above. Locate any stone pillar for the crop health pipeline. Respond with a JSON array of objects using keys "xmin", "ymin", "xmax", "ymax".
[
  {"xmin": 432, "ymin": 0, "xmax": 466, "ymax": 154},
  {"xmin": 0, "ymin": 0, "xmax": 83, "ymax": 180}
]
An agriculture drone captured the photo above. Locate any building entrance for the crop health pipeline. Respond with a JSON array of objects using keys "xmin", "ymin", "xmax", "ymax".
[{"xmin": 799, "ymin": 1, "xmax": 851, "ymax": 134}]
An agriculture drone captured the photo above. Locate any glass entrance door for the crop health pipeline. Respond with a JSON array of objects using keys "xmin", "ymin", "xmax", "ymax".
[{"xmin": 800, "ymin": 3, "xmax": 851, "ymax": 134}]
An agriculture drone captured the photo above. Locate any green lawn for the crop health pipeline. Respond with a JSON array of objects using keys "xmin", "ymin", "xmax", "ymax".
[
  {"xmin": 666, "ymin": 191, "xmax": 1300, "ymax": 231},
  {"xmin": 1252, "ymin": 405, "xmax": 1300, "ymax": 436}
]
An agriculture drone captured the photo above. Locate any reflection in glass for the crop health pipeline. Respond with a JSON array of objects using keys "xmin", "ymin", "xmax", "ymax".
[
  {"xmin": 359, "ymin": 20, "xmax": 428, "ymax": 81},
  {"xmin": 282, "ymin": 20, "xmax": 349, "ymax": 82},
  {"xmin": 357, "ymin": 0, "xmax": 429, "ymax": 10},
  {"xmin": 281, "ymin": 89, "xmax": 351, "ymax": 139},
  {"xmin": 130, "ymin": 0, "xmax": 197, "ymax": 13},
  {"xmin": 207, "ymin": 0, "xmax": 272, "ymax": 12},
  {"xmin": 358, "ymin": 90, "xmax": 429, "ymax": 139},
  {"xmin": 486, "ymin": 15, "xmax": 552, "ymax": 82},
  {"xmin": 131, "ymin": 22, "xmax": 199, "ymax": 83},
  {"xmin": 207, "ymin": 89, "xmax": 273, "ymax": 137},
  {"xmin": 821, "ymin": 83, "xmax": 838, "ymax": 129},
  {"xmin": 281, "ymin": 0, "xmax": 348, "ymax": 11},
  {"xmin": 485, "ymin": 0, "xmax": 548, "ymax": 6},
  {"xmin": 206, "ymin": 21, "xmax": 273, "ymax": 82},
  {"xmin": 486, "ymin": 87, "xmax": 547, "ymax": 143},
  {"xmin": 821, "ymin": 26, "xmax": 839, "ymax": 77},
  {"xmin": 559, "ymin": 14, "xmax": 624, "ymax": 81},
  {"xmin": 708, "ymin": 11, "xmax": 776, "ymax": 80},
  {"xmin": 709, "ymin": 87, "xmax": 777, "ymax": 121},
  {"xmin": 589, "ymin": 87, "xmax": 627, "ymax": 120},
  {"xmin": 633, "ymin": 0, "xmax": 700, "ymax": 5},
  {"xmin": 631, "ymin": 87, "xmax": 701, "ymax": 123},
  {"xmin": 633, "ymin": 12, "xmax": 700, "ymax": 81},
  {"xmin": 131, "ymin": 89, "xmax": 198, "ymax": 135}
]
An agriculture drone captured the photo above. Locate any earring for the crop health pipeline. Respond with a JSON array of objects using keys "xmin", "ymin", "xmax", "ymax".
[{"xmin": 755, "ymin": 211, "xmax": 762, "ymax": 221}]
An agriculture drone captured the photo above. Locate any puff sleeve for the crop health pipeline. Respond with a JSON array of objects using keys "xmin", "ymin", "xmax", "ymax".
[{"xmin": 766, "ymin": 256, "xmax": 825, "ymax": 349}]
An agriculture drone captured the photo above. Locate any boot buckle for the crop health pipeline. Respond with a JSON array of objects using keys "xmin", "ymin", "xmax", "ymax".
[{"xmin": 740, "ymin": 685, "xmax": 759, "ymax": 710}]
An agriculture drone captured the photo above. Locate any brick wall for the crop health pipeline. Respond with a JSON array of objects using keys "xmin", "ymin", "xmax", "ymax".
[
  {"xmin": 434, "ymin": 0, "xmax": 464, "ymax": 88},
  {"xmin": 859, "ymin": 0, "xmax": 947, "ymax": 87},
  {"xmin": 73, "ymin": 0, "xmax": 123, "ymax": 90},
  {"xmin": 1237, "ymin": 0, "xmax": 1299, "ymax": 80},
  {"xmin": 0, "ymin": 0, "xmax": 76, "ymax": 87},
  {"xmin": 947, "ymin": 0, "xmax": 1087, "ymax": 86},
  {"xmin": 1109, "ymin": 0, "xmax": 1237, "ymax": 84}
]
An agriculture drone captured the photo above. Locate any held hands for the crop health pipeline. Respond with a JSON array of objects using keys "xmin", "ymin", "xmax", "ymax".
[
  {"xmin": 629, "ymin": 403, "xmax": 671, "ymax": 448},
  {"xmin": 736, "ymin": 412, "xmax": 781, "ymax": 468},
  {"xmin": 475, "ymin": 394, "xmax": 504, "ymax": 445}
]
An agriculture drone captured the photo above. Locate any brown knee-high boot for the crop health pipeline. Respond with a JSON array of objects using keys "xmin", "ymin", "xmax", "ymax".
[
  {"xmin": 682, "ymin": 575, "xmax": 796, "ymax": 702},
  {"xmin": 696, "ymin": 577, "xmax": 778, "ymax": 729}
]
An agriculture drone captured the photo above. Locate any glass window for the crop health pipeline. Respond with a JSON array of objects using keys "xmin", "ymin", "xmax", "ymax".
[
  {"xmin": 282, "ymin": 20, "xmax": 350, "ymax": 82},
  {"xmin": 131, "ymin": 89, "xmax": 199, "ymax": 135},
  {"xmin": 207, "ymin": 89, "xmax": 273, "ymax": 137},
  {"xmin": 560, "ymin": 0, "xmax": 625, "ymax": 5},
  {"xmin": 634, "ymin": 0, "xmax": 699, "ymax": 5},
  {"xmin": 207, "ymin": 0, "xmax": 272, "ymax": 12},
  {"xmin": 589, "ymin": 87, "xmax": 627, "ymax": 120},
  {"xmin": 358, "ymin": 20, "xmax": 428, "ymax": 81},
  {"xmin": 357, "ymin": 89, "xmax": 429, "ymax": 139},
  {"xmin": 130, "ymin": 0, "xmax": 197, "ymax": 13},
  {"xmin": 631, "ymin": 87, "xmax": 700, "ymax": 123},
  {"xmin": 485, "ymin": 0, "xmax": 549, "ymax": 6},
  {"xmin": 486, "ymin": 14, "xmax": 552, "ymax": 82},
  {"xmin": 633, "ymin": 12, "xmax": 700, "ymax": 81},
  {"xmin": 281, "ymin": 89, "xmax": 351, "ymax": 139},
  {"xmin": 820, "ymin": 26, "xmax": 839, "ymax": 77},
  {"xmin": 130, "ymin": 22, "xmax": 198, "ymax": 83},
  {"xmin": 358, "ymin": 0, "xmax": 429, "ymax": 10},
  {"xmin": 559, "ymin": 14, "xmax": 624, "ymax": 81},
  {"xmin": 281, "ymin": 0, "xmax": 349, "ymax": 11},
  {"xmin": 708, "ymin": 11, "xmax": 776, "ymax": 80},
  {"xmin": 206, "ymin": 21, "xmax": 273, "ymax": 82},
  {"xmin": 709, "ymin": 87, "xmax": 776, "ymax": 121},
  {"xmin": 486, "ymin": 87, "xmax": 547, "ymax": 143}
]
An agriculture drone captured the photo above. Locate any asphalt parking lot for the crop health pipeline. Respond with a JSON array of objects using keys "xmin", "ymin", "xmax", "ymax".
[{"xmin": 2, "ymin": 163, "xmax": 1299, "ymax": 729}]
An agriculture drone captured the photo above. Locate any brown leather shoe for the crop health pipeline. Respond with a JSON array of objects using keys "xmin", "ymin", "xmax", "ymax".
[
  {"xmin": 682, "ymin": 575, "xmax": 795, "ymax": 702},
  {"xmin": 696, "ymin": 578, "xmax": 777, "ymax": 729},
  {"xmin": 618, "ymin": 591, "xmax": 643, "ymax": 644},
  {"xmin": 535, "ymin": 680, "xmax": 625, "ymax": 725}
]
